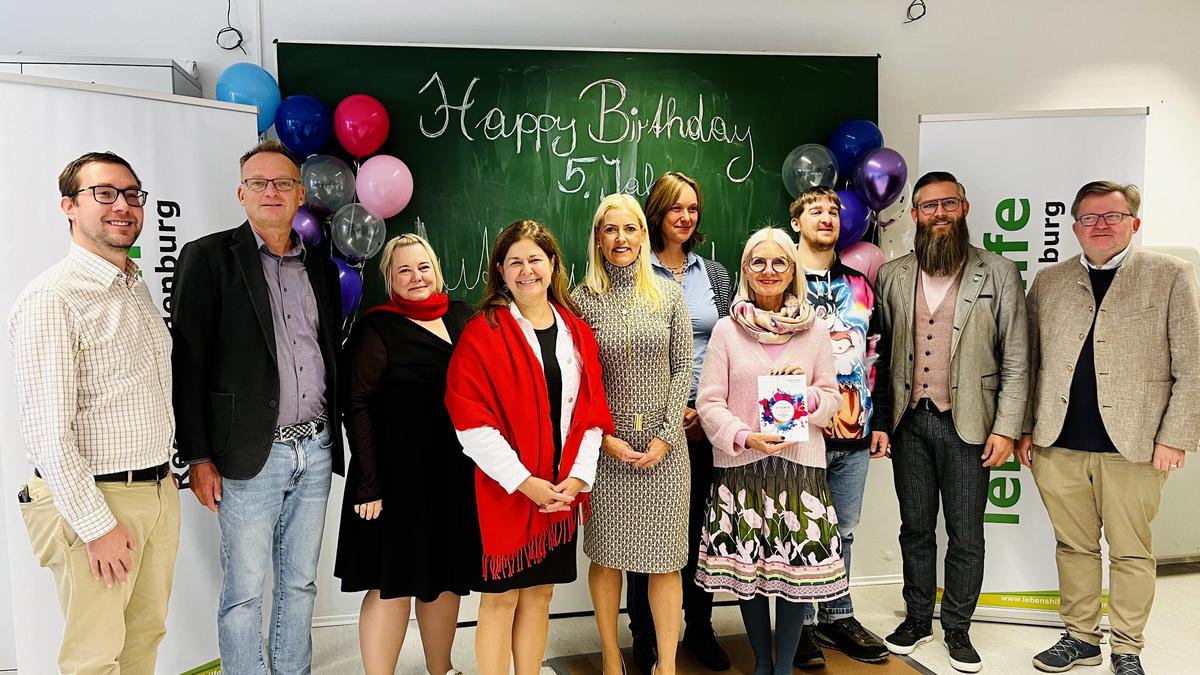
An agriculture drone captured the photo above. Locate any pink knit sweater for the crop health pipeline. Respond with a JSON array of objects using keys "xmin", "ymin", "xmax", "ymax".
[{"xmin": 697, "ymin": 316, "xmax": 841, "ymax": 469}]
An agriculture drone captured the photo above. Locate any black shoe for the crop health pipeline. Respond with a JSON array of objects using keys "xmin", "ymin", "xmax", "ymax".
[
  {"xmin": 814, "ymin": 617, "xmax": 889, "ymax": 663},
  {"xmin": 944, "ymin": 629, "xmax": 982, "ymax": 673},
  {"xmin": 1032, "ymin": 633, "xmax": 1102, "ymax": 672},
  {"xmin": 630, "ymin": 637, "xmax": 657, "ymax": 675},
  {"xmin": 883, "ymin": 617, "xmax": 933, "ymax": 655},
  {"xmin": 793, "ymin": 624, "xmax": 826, "ymax": 669},
  {"xmin": 681, "ymin": 625, "xmax": 732, "ymax": 671},
  {"xmin": 1110, "ymin": 654, "xmax": 1146, "ymax": 675}
]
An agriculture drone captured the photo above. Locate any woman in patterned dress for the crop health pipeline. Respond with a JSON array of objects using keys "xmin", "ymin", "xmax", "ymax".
[
  {"xmin": 573, "ymin": 194, "xmax": 693, "ymax": 675},
  {"xmin": 696, "ymin": 227, "xmax": 846, "ymax": 675}
]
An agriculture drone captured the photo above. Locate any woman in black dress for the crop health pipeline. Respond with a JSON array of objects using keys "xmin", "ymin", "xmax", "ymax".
[{"xmin": 334, "ymin": 233, "xmax": 477, "ymax": 675}]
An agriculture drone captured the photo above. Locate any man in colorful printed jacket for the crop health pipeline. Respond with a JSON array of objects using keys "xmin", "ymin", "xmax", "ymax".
[{"xmin": 790, "ymin": 185, "xmax": 892, "ymax": 667}]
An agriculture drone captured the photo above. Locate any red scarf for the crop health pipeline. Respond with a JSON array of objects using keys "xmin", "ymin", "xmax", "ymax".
[
  {"xmin": 362, "ymin": 291, "xmax": 449, "ymax": 320},
  {"xmin": 445, "ymin": 303, "xmax": 614, "ymax": 580}
]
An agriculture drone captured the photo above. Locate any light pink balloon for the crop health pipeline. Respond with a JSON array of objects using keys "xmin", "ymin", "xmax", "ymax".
[
  {"xmin": 841, "ymin": 241, "xmax": 885, "ymax": 286},
  {"xmin": 355, "ymin": 155, "xmax": 413, "ymax": 219}
]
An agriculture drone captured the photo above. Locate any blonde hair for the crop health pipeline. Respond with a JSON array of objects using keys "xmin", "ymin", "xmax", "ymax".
[
  {"xmin": 580, "ymin": 193, "xmax": 663, "ymax": 309},
  {"xmin": 478, "ymin": 220, "xmax": 580, "ymax": 327},
  {"xmin": 736, "ymin": 227, "xmax": 807, "ymax": 306},
  {"xmin": 379, "ymin": 233, "xmax": 445, "ymax": 297}
]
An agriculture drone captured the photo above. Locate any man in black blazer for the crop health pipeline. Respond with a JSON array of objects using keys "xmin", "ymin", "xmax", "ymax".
[{"xmin": 172, "ymin": 141, "xmax": 342, "ymax": 674}]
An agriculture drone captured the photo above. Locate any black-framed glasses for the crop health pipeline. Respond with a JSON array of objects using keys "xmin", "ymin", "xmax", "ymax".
[
  {"xmin": 1076, "ymin": 212, "xmax": 1132, "ymax": 227},
  {"xmin": 916, "ymin": 197, "xmax": 962, "ymax": 215},
  {"xmin": 745, "ymin": 256, "xmax": 793, "ymax": 274},
  {"xmin": 75, "ymin": 185, "xmax": 149, "ymax": 207},
  {"xmin": 241, "ymin": 177, "xmax": 298, "ymax": 192}
]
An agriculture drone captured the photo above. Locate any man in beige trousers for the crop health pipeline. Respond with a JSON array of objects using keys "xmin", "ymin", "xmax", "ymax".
[{"xmin": 1020, "ymin": 181, "xmax": 1200, "ymax": 675}]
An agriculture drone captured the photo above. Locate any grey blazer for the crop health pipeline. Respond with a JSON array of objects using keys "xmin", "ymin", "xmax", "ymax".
[
  {"xmin": 1024, "ymin": 248, "xmax": 1200, "ymax": 462},
  {"xmin": 877, "ymin": 246, "xmax": 1029, "ymax": 444}
]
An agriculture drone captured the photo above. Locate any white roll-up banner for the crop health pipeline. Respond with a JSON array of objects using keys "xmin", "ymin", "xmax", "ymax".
[
  {"xmin": 919, "ymin": 107, "xmax": 1148, "ymax": 625},
  {"xmin": 0, "ymin": 73, "xmax": 257, "ymax": 674}
]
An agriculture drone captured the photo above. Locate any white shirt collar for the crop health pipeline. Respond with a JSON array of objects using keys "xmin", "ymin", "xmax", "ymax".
[
  {"xmin": 507, "ymin": 301, "xmax": 570, "ymax": 334},
  {"xmin": 1079, "ymin": 244, "xmax": 1132, "ymax": 271}
]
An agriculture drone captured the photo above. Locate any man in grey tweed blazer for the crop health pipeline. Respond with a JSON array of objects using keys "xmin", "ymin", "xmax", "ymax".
[
  {"xmin": 1019, "ymin": 181, "xmax": 1200, "ymax": 675},
  {"xmin": 876, "ymin": 171, "xmax": 1028, "ymax": 673}
]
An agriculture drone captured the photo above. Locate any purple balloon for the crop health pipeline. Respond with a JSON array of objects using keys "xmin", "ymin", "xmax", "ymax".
[
  {"xmin": 836, "ymin": 190, "xmax": 870, "ymax": 250},
  {"xmin": 292, "ymin": 205, "xmax": 324, "ymax": 247},
  {"xmin": 853, "ymin": 147, "xmax": 909, "ymax": 210},
  {"xmin": 334, "ymin": 257, "xmax": 363, "ymax": 319}
]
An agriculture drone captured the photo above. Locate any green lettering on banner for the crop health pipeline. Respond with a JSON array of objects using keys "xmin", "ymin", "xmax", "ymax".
[
  {"xmin": 984, "ymin": 456, "xmax": 1021, "ymax": 524},
  {"xmin": 995, "ymin": 198, "xmax": 1030, "ymax": 231}
]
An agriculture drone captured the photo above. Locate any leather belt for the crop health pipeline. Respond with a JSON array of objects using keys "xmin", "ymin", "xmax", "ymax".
[
  {"xmin": 36, "ymin": 462, "xmax": 171, "ymax": 484},
  {"xmin": 915, "ymin": 398, "xmax": 951, "ymax": 415},
  {"xmin": 274, "ymin": 410, "xmax": 329, "ymax": 443}
]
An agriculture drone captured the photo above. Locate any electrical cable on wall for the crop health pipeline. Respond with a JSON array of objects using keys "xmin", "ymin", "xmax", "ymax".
[
  {"xmin": 216, "ymin": 0, "xmax": 247, "ymax": 55},
  {"xmin": 905, "ymin": 0, "xmax": 927, "ymax": 23}
]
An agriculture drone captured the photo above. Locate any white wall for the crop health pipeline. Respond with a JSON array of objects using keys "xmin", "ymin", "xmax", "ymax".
[{"xmin": 4, "ymin": 0, "xmax": 1200, "ymax": 634}]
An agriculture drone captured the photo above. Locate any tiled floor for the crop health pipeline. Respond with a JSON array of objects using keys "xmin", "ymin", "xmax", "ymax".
[{"xmin": 312, "ymin": 564, "xmax": 1199, "ymax": 674}]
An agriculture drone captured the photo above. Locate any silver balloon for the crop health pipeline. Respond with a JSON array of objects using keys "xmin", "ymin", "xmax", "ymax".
[
  {"xmin": 331, "ymin": 203, "xmax": 386, "ymax": 260},
  {"xmin": 301, "ymin": 154, "xmax": 356, "ymax": 213},
  {"xmin": 781, "ymin": 143, "xmax": 838, "ymax": 198}
]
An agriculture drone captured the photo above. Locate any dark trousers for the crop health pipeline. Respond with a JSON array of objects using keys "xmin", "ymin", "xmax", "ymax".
[
  {"xmin": 891, "ymin": 404, "xmax": 990, "ymax": 631},
  {"xmin": 627, "ymin": 432, "xmax": 715, "ymax": 642}
]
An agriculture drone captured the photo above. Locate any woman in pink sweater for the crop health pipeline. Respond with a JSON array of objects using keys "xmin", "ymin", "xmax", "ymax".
[{"xmin": 695, "ymin": 227, "xmax": 846, "ymax": 675}]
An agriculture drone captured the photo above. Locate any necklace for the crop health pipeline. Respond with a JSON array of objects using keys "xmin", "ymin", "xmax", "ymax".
[{"xmin": 661, "ymin": 257, "xmax": 687, "ymax": 277}]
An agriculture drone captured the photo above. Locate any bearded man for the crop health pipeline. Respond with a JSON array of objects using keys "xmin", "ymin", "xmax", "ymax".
[{"xmin": 874, "ymin": 171, "xmax": 1029, "ymax": 673}]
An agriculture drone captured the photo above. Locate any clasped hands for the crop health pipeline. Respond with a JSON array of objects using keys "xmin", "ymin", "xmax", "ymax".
[{"xmin": 518, "ymin": 476, "xmax": 587, "ymax": 513}]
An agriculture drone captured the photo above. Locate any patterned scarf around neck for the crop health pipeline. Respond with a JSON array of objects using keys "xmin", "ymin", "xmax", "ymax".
[{"xmin": 730, "ymin": 292, "xmax": 816, "ymax": 344}]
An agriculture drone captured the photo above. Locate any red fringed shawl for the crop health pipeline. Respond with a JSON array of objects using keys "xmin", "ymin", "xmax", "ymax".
[{"xmin": 445, "ymin": 303, "xmax": 614, "ymax": 580}]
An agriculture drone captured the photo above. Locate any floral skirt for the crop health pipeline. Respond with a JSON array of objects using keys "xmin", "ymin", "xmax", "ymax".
[{"xmin": 695, "ymin": 456, "xmax": 848, "ymax": 602}]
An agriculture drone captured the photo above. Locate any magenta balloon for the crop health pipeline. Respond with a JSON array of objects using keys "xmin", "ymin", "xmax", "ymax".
[
  {"xmin": 840, "ymin": 241, "xmax": 886, "ymax": 286},
  {"xmin": 291, "ymin": 205, "xmax": 323, "ymax": 247},
  {"xmin": 356, "ymin": 155, "xmax": 414, "ymax": 219},
  {"xmin": 853, "ymin": 147, "xmax": 908, "ymax": 211}
]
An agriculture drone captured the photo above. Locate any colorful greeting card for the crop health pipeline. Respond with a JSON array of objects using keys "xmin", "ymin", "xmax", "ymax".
[{"xmin": 757, "ymin": 374, "xmax": 808, "ymax": 441}]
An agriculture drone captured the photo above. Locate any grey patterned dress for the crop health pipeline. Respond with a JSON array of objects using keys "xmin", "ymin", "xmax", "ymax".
[{"xmin": 572, "ymin": 261, "xmax": 693, "ymax": 573}]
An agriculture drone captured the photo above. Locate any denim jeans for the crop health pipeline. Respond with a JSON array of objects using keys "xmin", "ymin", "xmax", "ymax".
[
  {"xmin": 217, "ymin": 425, "xmax": 333, "ymax": 674},
  {"xmin": 813, "ymin": 448, "xmax": 870, "ymax": 623}
]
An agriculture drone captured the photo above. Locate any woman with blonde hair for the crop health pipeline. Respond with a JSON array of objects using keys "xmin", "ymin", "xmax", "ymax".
[
  {"xmin": 695, "ymin": 227, "xmax": 846, "ymax": 675},
  {"xmin": 573, "ymin": 194, "xmax": 693, "ymax": 675},
  {"xmin": 445, "ymin": 220, "xmax": 614, "ymax": 675},
  {"xmin": 334, "ymin": 233, "xmax": 476, "ymax": 675}
]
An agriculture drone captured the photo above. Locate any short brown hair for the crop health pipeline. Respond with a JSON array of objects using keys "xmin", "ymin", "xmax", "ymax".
[
  {"xmin": 789, "ymin": 186, "xmax": 841, "ymax": 220},
  {"xmin": 1070, "ymin": 181, "xmax": 1141, "ymax": 219},
  {"xmin": 239, "ymin": 140, "xmax": 300, "ymax": 170},
  {"xmin": 644, "ymin": 171, "xmax": 704, "ymax": 253},
  {"xmin": 477, "ymin": 220, "xmax": 580, "ymax": 326},
  {"xmin": 912, "ymin": 170, "xmax": 966, "ymax": 204},
  {"xmin": 58, "ymin": 151, "xmax": 141, "ymax": 199}
]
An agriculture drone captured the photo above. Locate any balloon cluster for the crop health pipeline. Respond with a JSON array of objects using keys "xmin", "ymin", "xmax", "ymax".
[
  {"xmin": 780, "ymin": 119, "xmax": 910, "ymax": 284},
  {"xmin": 215, "ymin": 63, "xmax": 416, "ymax": 319}
]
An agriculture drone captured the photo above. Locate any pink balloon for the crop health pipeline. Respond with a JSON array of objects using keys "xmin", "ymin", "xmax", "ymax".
[
  {"xmin": 356, "ymin": 155, "xmax": 413, "ymax": 219},
  {"xmin": 333, "ymin": 94, "xmax": 389, "ymax": 158},
  {"xmin": 840, "ymin": 241, "xmax": 885, "ymax": 286}
]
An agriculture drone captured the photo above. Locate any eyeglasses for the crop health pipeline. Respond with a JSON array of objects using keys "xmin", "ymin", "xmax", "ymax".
[
  {"xmin": 916, "ymin": 197, "xmax": 963, "ymax": 215},
  {"xmin": 241, "ymin": 177, "xmax": 298, "ymax": 192},
  {"xmin": 75, "ymin": 185, "xmax": 149, "ymax": 207},
  {"xmin": 745, "ymin": 256, "xmax": 793, "ymax": 274},
  {"xmin": 1076, "ymin": 212, "xmax": 1132, "ymax": 227}
]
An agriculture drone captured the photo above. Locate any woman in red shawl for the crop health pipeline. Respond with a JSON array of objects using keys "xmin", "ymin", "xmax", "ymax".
[{"xmin": 446, "ymin": 219, "xmax": 614, "ymax": 675}]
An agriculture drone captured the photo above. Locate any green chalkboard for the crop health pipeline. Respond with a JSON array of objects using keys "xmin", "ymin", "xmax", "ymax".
[{"xmin": 276, "ymin": 42, "xmax": 877, "ymax": 306}]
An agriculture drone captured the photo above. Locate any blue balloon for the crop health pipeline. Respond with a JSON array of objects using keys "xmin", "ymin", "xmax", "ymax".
[
  {"xmin": 216, "ymin": 63, "xmax": 281, "ymax": 134},
  {"xmin": 828, "ymin": 120, "xmax": 884, "ymax": 182},
  {"xmin": 275, "ymin": 95, "xmax": 332, "ymax": 157},
  {"xmin": 835, "ymin": 190, "xmax": 870, "ymax": 250},
  {"xmin": 333, "ymin": 256, "xmax": 363, "ymax": 319}
]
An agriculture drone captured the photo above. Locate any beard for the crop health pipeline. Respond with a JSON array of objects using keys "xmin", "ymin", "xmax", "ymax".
[{"xmin": 914, "ymin": 214, "xmax": 969, "ymax": 276}]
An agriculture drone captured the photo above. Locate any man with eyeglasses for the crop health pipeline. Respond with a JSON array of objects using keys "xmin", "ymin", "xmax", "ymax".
[
  {"xmin": 875, "ymin": 171, "xmax": 1028, "ymax": 673},
  {"xmin": 1020, "ymin": 182, "xmax": 1199, "ymax": 675},
  {"xmin": 171, "ymin": 140, "xmax": 343, "ymax": 673},
  {"xmin": 789, "ymin": 186, "xmax": 892, "ymax": 668},
  {"xmin": 9, "ymin": 151, "xmax": 180, "ymax": 673}
]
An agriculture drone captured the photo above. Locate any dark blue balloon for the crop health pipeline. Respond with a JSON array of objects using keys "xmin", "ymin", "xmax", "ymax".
[
  {"xmin": 835, "ymin": 190, "xmax": 870, "ymax": 250},
  {"xmin": 275, "ymin": 95, "xmax": 332, "ymax": 158},
  {"xmin": 334, "ymin": 256, "xmax": 363, "ymax": 319},
  {"xmin": 216, "ymin": 63, "xmax": 280, "ymax": 135},
  {"xmin": 828, "ymin": 120, "xmax": 884, "ymax": 182}
]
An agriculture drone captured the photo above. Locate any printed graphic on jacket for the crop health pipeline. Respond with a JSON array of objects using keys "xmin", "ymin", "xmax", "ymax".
[{"xmin": 806, "ymin": 270, "xmax": 877, "ymax": 441}]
